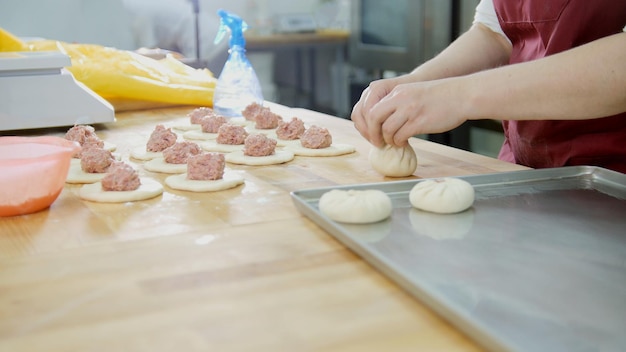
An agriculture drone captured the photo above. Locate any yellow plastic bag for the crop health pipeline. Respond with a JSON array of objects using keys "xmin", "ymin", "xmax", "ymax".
[{"xmin": 0, "ymin": 28, "xmax": 216, "ymax": 108}]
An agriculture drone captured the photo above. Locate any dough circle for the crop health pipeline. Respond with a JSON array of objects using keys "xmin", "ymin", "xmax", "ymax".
[
  {"xmin": 182, "ymin": 130, "xmax": 218, "ymax": 141},
  {"xmin": 66, "ymin": 162, "xmax": 107, "ymax": 184},
  {"xmin": 245, "ymin": 127, "xmax": 277, "ymax": 138},
  {"xmin": 409, "ymin": 177, "xmax": 475, "ymax": 214},
  {"xmin": 79, "ymin": 177, "xmax": 163, "ymax": 203},
  {"xmin": 144, "ymin": 157, "xmax": 188, "ymax": 174},
  {"xmin": 130, "ymin": 146, "xmax": 163, "ymax": 161},
  {"xmin": 67, "ymin": 155, "xmax": 121, "ymax": 183},
  {"xmin": 225, "ymin": 150, "xmax": 295, "ymax": 166},
  {"xmin": 103, "ymin": 141, "xmax": 117, "ymax": 152},
  {"xmin": 286, "ymin": 143, "xmax": 356, "ymax": 157},
  {"xmin": 225, "ymin": 117, "xmax": 251, "ymax": 126},
  {"xmin": 199, "ymin": 140, "xmax": 245, "ymax": 153},
  {"xmin": 171, "ymin": 123, "xmax": 201, "ymax": 132},
  {"xmin": 318, "ymin": 189, "xmax": 392, "ymax": 224},
  {"xmin": 165, "ymin": 172, "xmax": 245, "ymax": 192},
  {"xmin": 369, "ymin": 144, "xmax": 418, "ymax": 177}
]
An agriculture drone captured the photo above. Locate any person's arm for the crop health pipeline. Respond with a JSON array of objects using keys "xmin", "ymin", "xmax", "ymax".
[
  {"xmin": 410, "ymin": 23, "xmax": 511, "ymax": 81},
  {"xmin": 464, "ymin": 31, "xmax": 626, "ymax": 122},
  {"xmin": 351, "ymin": 22, "xmax": 512, "ymax": 147},
  {"xmin": 360, "ymin": 30, "xmax": 626, "ymax": 147}
]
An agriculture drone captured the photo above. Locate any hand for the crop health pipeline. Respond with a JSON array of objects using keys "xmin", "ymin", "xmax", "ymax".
[
  {"xmin": 351, "ymin": 76, "xmax": 406, "ymax": 146},
  {"xmin": 354, "ymin": 78, "xmax": 470, "ymax": 147}
]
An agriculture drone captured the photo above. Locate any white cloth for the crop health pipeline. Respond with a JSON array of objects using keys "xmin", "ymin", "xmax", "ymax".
[{"xmin": 473, "ymin": 0, "xmax": 510, "ymax": 44}]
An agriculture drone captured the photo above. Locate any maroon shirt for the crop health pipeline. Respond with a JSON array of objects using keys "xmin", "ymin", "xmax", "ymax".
[{"xmin": 493, "ymin": 0, "xmax": 626, "ymax": 173}]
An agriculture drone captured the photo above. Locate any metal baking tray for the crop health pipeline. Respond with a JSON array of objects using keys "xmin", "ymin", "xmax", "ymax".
[{"xmin": 291, "ymin": 166, "xmax": 626, "ymax": 352}]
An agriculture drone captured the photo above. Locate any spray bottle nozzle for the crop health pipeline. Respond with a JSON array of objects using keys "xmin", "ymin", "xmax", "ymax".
[{"xmin": 214, "ymin": 9, "xmax": 249, "ymax": 48}]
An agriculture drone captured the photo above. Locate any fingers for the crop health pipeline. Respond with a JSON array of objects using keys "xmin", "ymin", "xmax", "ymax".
[
  {"xmin": 351, "ymin": 79, "xmax": 413, "ymax": 148},
  {"xmin": 368, "ymin": 89, "xmax": 412, "ymax": 147},
  {"xmin": 382, "ymin": 112, "xmax": 411, "ymax": 147},
  {"xmin": 350, "ymin": 88, "xmax": 372, "ymax": 142},
  {"xmin": 352, "ymin": 84, "xmax": 389, "ymax": 147}
]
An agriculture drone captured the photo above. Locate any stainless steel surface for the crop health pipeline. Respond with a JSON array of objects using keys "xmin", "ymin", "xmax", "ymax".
[{"xmin": 291, "ymin": 166, "xmax": 626, "ymax": 352}]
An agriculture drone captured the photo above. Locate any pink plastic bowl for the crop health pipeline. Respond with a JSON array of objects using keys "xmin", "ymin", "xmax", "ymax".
[{"xmin": 0, "ymin": 136, "xmax": 80, "ymax": 217}]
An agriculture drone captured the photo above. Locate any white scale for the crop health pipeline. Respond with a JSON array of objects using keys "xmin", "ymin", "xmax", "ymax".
[{"xmin": 0, "ymin": 51, "xmax": 115, "ymax": 131}]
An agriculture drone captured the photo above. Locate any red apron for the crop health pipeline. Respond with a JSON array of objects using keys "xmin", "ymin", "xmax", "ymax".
[{"xmin": 493, "ymin": 0, "xmax": 626, "ymax": 173}]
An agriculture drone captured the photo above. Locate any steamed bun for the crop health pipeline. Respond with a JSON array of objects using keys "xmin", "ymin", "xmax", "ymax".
[
  {"xmin": 409, "ymin": 178, "xmax": 474, "ymax": 214},
  {"xmin": 369, "ymin": 144, "xmax": 418, "ymax": 177},
  {"xmin": 319, "ymin": 189, "xmax": 392, "ymax": 224}
]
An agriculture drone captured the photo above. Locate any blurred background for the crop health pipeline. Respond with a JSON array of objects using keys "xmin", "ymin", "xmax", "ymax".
[{"xmin": 0, "ymin": 0, "xmax": 503, "ymax": 157}]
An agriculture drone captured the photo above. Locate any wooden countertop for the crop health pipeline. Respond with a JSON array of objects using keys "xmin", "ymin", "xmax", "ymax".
[{"xmin": 0, "ymin": 103, "xmax": 526, "ymax": 351}]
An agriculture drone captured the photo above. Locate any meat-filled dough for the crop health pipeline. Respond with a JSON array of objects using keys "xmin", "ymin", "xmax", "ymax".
[
  {"xmin": 369, "ymin": 144, "xmax": 418, "ymax": 177},
  {"xmin": 409, "ymin": 177, "xmax": 475, "ymax": 214},
  {"xmin": 319, "ymin": 189, "xmax": 392, "ymax": 224}
]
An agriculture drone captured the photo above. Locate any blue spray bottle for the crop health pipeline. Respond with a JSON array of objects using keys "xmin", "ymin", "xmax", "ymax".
[{"xmin": 212, "ymin": 9, "xmax": 264, "ymax": 117}]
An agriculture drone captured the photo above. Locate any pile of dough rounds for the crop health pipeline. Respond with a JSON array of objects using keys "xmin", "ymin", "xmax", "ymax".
[
  {"xmin": 369, "ymin": 144, "xmax": 418, "ymax": 177},
  {"xmin": 319, "ymin": 189, "xmax": 392, "ymax": 224},
  {"xmin": 409, "ymin": 177, "xmax": 474, "ymax": 214}
]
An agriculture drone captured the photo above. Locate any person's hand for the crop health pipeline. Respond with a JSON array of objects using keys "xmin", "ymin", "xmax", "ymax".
[
  {"xmin": 354, "ymin": 77, "xmax": 470, "ymax": 147},
  {"xmin": 351, "ymin": 76, "xmax": 405, "ymax": 146}
]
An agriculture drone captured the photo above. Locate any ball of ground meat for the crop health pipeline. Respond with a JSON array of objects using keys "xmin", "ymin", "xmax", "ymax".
[
  {"xmin": 241, "ymin": 102, "xmax": 264, "ymax": 121},
  {"xmin": 300, "ymin": 125, "xmax": 332, "ymax": 149},
  {"xmin": 163, "ymin": 141, "xmax": 202, "ymax": 164},
  {"xmin": 147, "ymin": 124, "xmax": 177, "ymax": 152},
  {"xmin": 187, "ymin": 107, "xmax": 215, "ymax": 124},
  {"xmin": 199, "ymin": 115, "xmax": 228, "ymax": 134},
  {"xmin": 254, "ymin": 108, "xmax": 282, "ymax": 129},
  {"xmin": 187, "ymin": 152, "xmax": 225, "ymax": 180},
  {"xmin": 65, "ymin": 125, "xmax": 100, "ymax": 146},
  {"xmin": 217, "ymin": 124, "xmax": 248, "ymax": 145},
  {"xmin": 80, "ymin": 146, "xmax": 115, "ymax": 173},
  {"xmin": 276, "ymin": 117, "xmax": 305, "ymax": 140},
  {"xmin": 243, "ymin": 134, "xmax": 277, "ymax": 156},
  {"xmin": 101, "ymin": 162, "xmax": 141, "ymax": 191},
  {"xmin": 74, "ymin": 135, "xmax": 104, "ymax": 159}
]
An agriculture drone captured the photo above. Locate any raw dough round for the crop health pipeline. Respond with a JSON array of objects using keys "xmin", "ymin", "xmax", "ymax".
[
  {"xmin": 286, "ymin": 143, "xmax": 356, "ymax": 157},
  {"xmin": 66, "ymin": 162, "xmax": 106, "ymax": 184},
  {"xmin": 103, "ymin": 141, "xmax": 117, "ymax": 152},
  {"xmin": 199, "ymin": 140, "xmax": 245, "ymax": 153},
  {"xmin": 165, "ymin": 171, "xmax": 245, "ymax": 192},
  {"xmin": 275, "ymin": 139, "xmax": 300, "ymax": 148},
  {"xmin": 182, "ymin": 130, "xmax": 218, "ymax": 141},
  {"xmin": 318, "ymin": 189, "xmax": 392, "ymax": 224},
  {"xmin": 245, "ymin": 127, "xmax": 277, "ymax": 139},
  {"xmin": 79, "ymin": 177, "xmax": 163, "ymax": 203},
  {"xmin": 225, "ymin": 150, "xmax": 295, "ymax": 166},
  {"xmin": 67, "ymin": 154, "xmax": 121, "ymax": 183},
  {"xmin": 171, "ymin": 123, "xmax": 201, "ymax": 132},
  {"xmin": 369, "ymin": 144, "xmax": 418, "ymax": 177},
  {"xmin": 225, "ymin": 117, "xmax": 251, "ymax": 126},
  {"xmin": 130, "ymin": 146, "xmax": 163, "ymax": 161},
  {"xmin": 409, "ymin": 178, "xmax": 475, "ymax": 214},
  {"xmin": 144, "ymin": 157, "xmax": 187, "ymax": 174}
]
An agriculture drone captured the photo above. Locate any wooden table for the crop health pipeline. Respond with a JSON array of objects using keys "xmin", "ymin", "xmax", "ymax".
[{"xmin": 0, "ymin": 103, "xmax": 526, "ymax": 351}]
